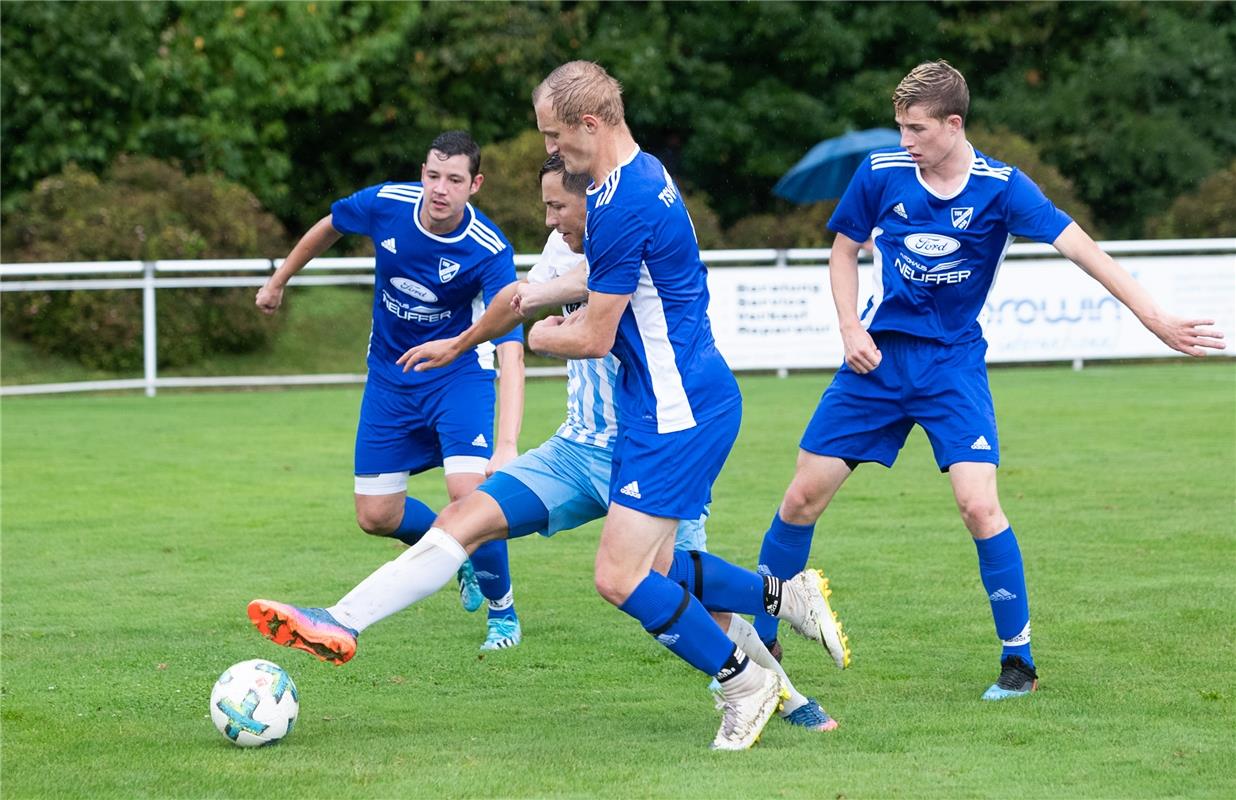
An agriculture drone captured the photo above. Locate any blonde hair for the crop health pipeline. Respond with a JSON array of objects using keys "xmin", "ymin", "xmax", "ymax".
[
  {"xmin": 533, "ymin": 60, "xmax": 625, "ymax": 126},
  {"xmin": 893, "ymin": 60, "xmax": 969, "ymax": 123}
]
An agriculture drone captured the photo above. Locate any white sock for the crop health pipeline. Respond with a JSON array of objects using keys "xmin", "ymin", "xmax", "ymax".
[
  {"xmin": 327, "ymin": 528, "xmax": 468, "ymax": 633},
  {"xmin": 725, "ymin": 614, "xmax": 809, "ymax": 715}
]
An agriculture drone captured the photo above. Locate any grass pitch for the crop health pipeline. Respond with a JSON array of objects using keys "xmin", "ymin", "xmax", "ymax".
[{"xmin": 2, "ymin": 364, "xmax": 1233, "ymax": 799}]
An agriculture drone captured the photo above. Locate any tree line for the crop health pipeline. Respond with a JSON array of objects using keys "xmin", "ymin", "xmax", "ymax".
[{"xmin": 4, "ymin": 0, "xmax": 1234, "ymax": 246}]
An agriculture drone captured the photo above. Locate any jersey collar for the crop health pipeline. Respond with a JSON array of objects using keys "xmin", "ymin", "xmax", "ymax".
[
  {"xmin": 914, "ymin": 142, "xmax": 975, "ymax": 201},
  {"xmin": 586, "ymin": 146, "xmax": 641, "ymax": 196},
  {"xmin": 412, "ymin": 195, "xmax": 477, "ymax": 243}
]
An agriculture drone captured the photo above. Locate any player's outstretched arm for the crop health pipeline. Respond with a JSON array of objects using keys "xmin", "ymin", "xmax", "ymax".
[
  {"xmin": 528, "ymin": 291, "xmax": 627, "ymax": 360},
  {"xmin": 489, "ymin": 340, "xmax": 526, "ymax": 475},
  {"xmin": 512, "ymin": 261, "xmax": 589, "ymax": 317},
  {"xmin": 830, "ymin": 233, "xmax": 882, "ymax": 373},
  {"xmin": 257, "ymin": 215, "xmax": 343, "ymax": 315},
  {"xmin": 398, "ymin": 280, "xmax": 525, "ymax": 372},
  {"xmin": 1052, "ymin": 223, "xmax": 1226, "ymax": 357}
]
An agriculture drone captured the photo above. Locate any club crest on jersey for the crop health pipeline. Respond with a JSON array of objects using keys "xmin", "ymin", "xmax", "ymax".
[
  {"xmin": 951, "ymin": 207, "xmax": 974, "ymax": 230},
  {"xmin": 438, "ymin": 257, "xmax": 461, "ymax": 283},
  {"xmin": 389, "ymin": 277, "xmax": 438, "ymax": 303}
]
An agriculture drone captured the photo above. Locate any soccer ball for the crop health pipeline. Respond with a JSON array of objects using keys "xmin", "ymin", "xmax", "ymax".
[{"xmin": 209, "ymin": 658, "xmax": 299, "ymax": 747}]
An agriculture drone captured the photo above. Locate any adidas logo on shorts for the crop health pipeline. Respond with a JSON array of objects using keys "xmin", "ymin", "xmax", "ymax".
[
  {"xmin": 619, "ymin": 481, "xmax": 641, "ymax": 499},
  {"xmin": 471, "ymin": 434, "xmax": 488, "ymax": 448},
  {"xmin": 970, "ymin": 436, "xmax": 992, "ymax": 451}
]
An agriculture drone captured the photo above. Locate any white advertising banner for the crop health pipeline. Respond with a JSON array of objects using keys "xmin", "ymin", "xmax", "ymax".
[{"xmin": 708, "ymin": 255, "xmax": 1236, "ymax": 371}]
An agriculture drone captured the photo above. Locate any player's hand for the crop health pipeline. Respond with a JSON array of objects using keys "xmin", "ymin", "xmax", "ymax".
[
  {"xmin": 486, "ymin": 441, "xmax": 519, "ymax": 476},
  {"xmin": 1145, "ymin": 313, "xmax": 1226, "ymax": 357},
  {"xmin": 528, "ymin": 315, "xmax": 564, "ymax": 353},
  {"xmin": 511, "ymin": 283, "xmax": 548, "ymax": 318},
  {"xmin": 255, "ymin": 283, "xmax": 285, "ymax": 315},
  {"xmin": 841, "ymin": 325, "xmax": 882, "ymax": 374},
  {"xmin": 397, "ymin": 337, "xmax": 462, "ymax": 372}
]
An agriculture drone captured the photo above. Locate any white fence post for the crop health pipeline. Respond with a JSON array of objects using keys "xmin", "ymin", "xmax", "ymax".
[{"xmin": 143, "ymin": 260, "xmax": 157, "ymax": 397}]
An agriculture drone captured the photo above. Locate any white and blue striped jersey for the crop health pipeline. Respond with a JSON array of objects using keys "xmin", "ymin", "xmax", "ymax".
[
  {"xmin": 828, "ymin": 144, "xmax": 1073, "ymax": 345},
  {"xmin": 526, "ymin": 231, "xmax": 620, "ymax": 450},
  {"xmin": 585, "ymin": 149, "xmax": 741, "ymax": 434},
  {"xmin": 330, "ymin": 182, "xmax": 522, "ymax": 388}
]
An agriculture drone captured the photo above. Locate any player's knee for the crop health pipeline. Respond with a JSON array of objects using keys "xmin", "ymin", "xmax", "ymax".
[
  {"xmin": 355, "ymin": 508, "xmax": 398, "ymax": 536},
  {"xmin": 956, "ymin": 496, "xmax": 1004, "ymax": 535},
  {"xmin": 781, "ymin": 480, "xmax": 826, "ymax": 525},
  {"xmin": 593, "ymin": 567, "xmax": 631, "ymax": 607}
]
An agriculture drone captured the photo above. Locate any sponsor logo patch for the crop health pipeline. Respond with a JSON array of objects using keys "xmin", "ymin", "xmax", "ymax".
[
  {"xmin": 389, "ymin": 277, "xmax": 438, "ymax": 302},
  {"xmin": 905, "ymin": 232, "xmax": 961, "ymax": 258}
]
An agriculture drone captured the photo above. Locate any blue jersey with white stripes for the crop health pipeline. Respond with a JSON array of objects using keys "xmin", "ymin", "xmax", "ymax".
[
  {"xmin": 585, "ymin": 149, "xmax": 741, "ymax": 434},
  {"xmin": 331, "ymin": 182, "xmax": 521, "ymax": 387},
  {"xmin": 527, "ymin": 231, "xmax": 620, "ymax": 449},
  {"xmin": 828, "ymin": 145, "xmax": 1072, "ymax": 345}
]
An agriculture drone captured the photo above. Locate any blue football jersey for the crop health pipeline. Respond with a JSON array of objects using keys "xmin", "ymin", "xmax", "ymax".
[
  {"xmin": 828, "ymin": 145, "xmax": 1073, "ymax": 345},
  {"xmin": 585, "ymin": 149, "xmax": 740, "ymax": 434},
  {"xmin": 330, "ymin": 183, "xmax": 522, "ymax": 387}
]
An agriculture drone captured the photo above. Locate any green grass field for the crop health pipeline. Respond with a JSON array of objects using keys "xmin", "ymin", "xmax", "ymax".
[{"xmin": 2, "ymin": 364, "xmax": 1234, "ymax": 799}]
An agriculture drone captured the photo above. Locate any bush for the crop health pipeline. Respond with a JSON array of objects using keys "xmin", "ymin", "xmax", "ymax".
[
  {"xmin": 1146, "ymin": 162, "xmax": 1236, "ymax": 238},
  {"xmin": 1, "ymin": 156, "xmax": 289, "ymax": 371},
  {"xmin": 472, "ymin": 130, "xmax": 555, "ymax": 254},
  {"xmin": 724, "ymin": 202, "xmax": 837, "ymax": 249}
]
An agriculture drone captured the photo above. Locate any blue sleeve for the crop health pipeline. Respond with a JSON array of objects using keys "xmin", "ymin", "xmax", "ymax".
[
  {"xmin": 1004, "ymin": 171, "xmax": 1072, "ymax": 243},
  {"xmin": 827, "ymin": 159, "xmax": 877, "ymax": 242},
  {"xmin": 329, "ymin": 185, "xmax": 380, "ymax": 237},
  {"xmin": 586, "ymin": 204, "xmax": 651, "ymax": 295},
  {"xmin": 481, "ymin": 249, "xmax": 523, "ymax": 345}
]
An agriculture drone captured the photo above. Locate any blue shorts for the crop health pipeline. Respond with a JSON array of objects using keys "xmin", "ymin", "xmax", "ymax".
[
  {"xmin": 481, "ymin": 434, "xmax": 709, "ymax": 548},
  {"xmin": 609, "ymin": 401, "xmax": 742, "ymax": 519},
  {"xmin": 354, "ymin": 371, "xmax": 494, "ymax": 476},
  {"xmin": 800, "ymin": 332, "xmax": 999, "ymax": 470}
]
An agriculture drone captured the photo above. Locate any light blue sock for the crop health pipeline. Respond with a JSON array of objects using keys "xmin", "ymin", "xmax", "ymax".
[
  {"xmin": 391, "ymin": 496, "xmax": 437, "ymax": 547},
  {"xmin": 753, "ymin": 513, "xmax": 815, "ymax": 643},
  {"xmin": 472, "ymin": 539, "xmax": 517, "ymax": 621},
  {"xmin": 619, "ymin": 571, "xmax": 736, "ymax": 675},
  {"xmin": 974, "ymin": 526, "xmax": 1033, "ymax": 667}
]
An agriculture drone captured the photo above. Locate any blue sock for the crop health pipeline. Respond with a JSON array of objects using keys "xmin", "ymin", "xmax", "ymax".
[
  {"xmin": 390, "ymin": 496, "xmax": 438, "ymax": 547},
  {"xmin": 472, "ymin": 539, "xmax": 517, "ymax": 621},
  {"xmin": 974, "ymin": 526, "xmax": 1033, "ymax": 667},
  {"xmin": 619, "ymin": 571, "xmax": 736, "ymax": 675},
  {"xmin": 753, "ymin": 513, "xmax": 815, "ymax": 643},
  {"xmin": 667, "ymin": 550, "xmax": 765, "ymax": 614}
]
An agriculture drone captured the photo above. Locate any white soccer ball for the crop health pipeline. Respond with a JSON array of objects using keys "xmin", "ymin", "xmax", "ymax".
[{"xmin": 209, "ymin": 658, "xmax": 299, "ymax": 747}]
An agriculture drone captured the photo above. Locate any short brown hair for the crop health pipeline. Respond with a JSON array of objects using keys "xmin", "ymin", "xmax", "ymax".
[
  {"xmin": 533, "ymin": 60, "xmax": 625, "ymax": 126},
  {"xmin": 539, "ymin": 153, "xmax": 591, "ymax": 196},
  {"xmin": 892, "ymin": 60, "xmax": 969, "ymax": 123}
]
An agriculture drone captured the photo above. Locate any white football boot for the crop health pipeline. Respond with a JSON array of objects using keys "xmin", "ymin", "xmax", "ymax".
[
  {"xmin": 776, "ymin": 569, "xmax": 851, "ymax": 669},
  {"xmin": 711, "ymin": 662, "xmax": 788, "ymax": 751}
]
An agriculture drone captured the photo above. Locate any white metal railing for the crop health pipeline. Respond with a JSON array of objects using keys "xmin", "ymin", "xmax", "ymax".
[{"xmin": 2, "ymin": 240, "xmax": 1233, "ymax": 397}]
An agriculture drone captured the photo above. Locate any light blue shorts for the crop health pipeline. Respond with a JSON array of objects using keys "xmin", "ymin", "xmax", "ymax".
[{"xmin": 494, "ymin": 434, "xmax": 708, "ymax": 549}]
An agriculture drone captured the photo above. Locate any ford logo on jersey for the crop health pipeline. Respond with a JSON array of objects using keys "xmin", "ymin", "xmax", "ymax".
[
  {"xmin": 389, "ymin": 277, "xmax": 438, "ymax": 303},
  {"xmin": 904, "ymin": 233, "xmax": 961, "ymax": 258}
]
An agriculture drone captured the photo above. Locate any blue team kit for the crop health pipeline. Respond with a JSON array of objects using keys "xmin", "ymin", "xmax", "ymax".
[
  {"xmin": 584, "ymin": 149, "xmax": 743, "ymax": 518},
  {"xmin": 808, "ymin": 146, "xmax": 1073, "ymax": 469},
  {"xmin": 330, "ymin": 182, "xmax": 522, "ymax": 475}
]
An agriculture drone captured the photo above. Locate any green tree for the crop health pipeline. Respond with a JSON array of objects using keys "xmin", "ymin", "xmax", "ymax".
[
  {"xmin": 968, "ymin": 125, "xmax": 1097, "ymax": 236},
  {"xmin": 1147, "ymin": 162, "xmax": 1236, "ymax": 239}
]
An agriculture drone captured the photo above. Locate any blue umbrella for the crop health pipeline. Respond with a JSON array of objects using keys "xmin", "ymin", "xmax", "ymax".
[{"xmin": 772, "ymin": 128, "xmax": 902, "ymax": 203}]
